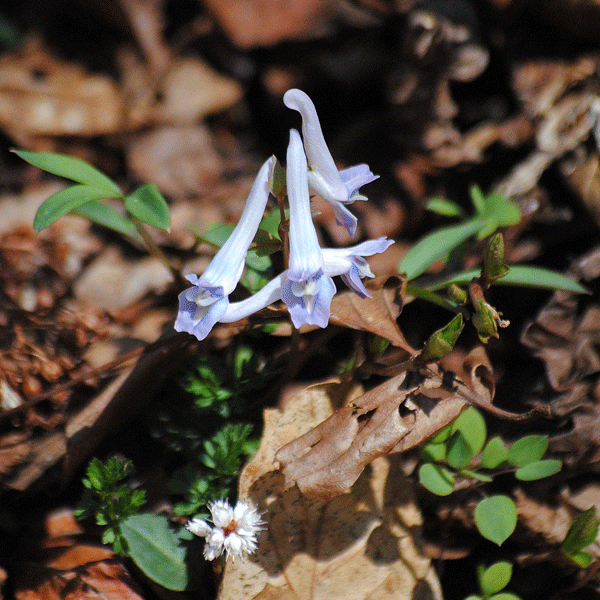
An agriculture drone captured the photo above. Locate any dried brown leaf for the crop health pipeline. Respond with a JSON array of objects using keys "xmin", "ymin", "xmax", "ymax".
[
  {"xmin": 0, "ymin": 40, "xmax": 124, "ymax": 141},
  {"xmin": 219, "ymin": 380, "xmax": 442, "ymax": 600},
  {"xmin": 329, "ymin": 275, "xmax": 415, "ymax": 352},
  {"xmin": 200, "ymin": 0, "xmax": 331, "ymax": 49},
  {"xmin": 276, "ymin": 352, "xmax": 494, "ymax": 500},
  {"xmin": 14, "ymin": 509, "xmax": 145, "ymax": 600}
]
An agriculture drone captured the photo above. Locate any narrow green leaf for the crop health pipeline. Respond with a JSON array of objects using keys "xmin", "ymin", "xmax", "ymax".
[
  {"xmin": 480, "ymin": 561, "xmax": 512, "ymax": 596},
  {"xmin": 73, "ymin": 201, "xmax": 140, "ymax": 240},
  {"xmin": 562, "ymin": 507, "xmax": 600, "ymax": 555},
  {"xmin": 121, "ymin": 514, "xmax": 189, "ymax": 591},
  {"xmin": 399, "ymin": 219, "xmax": 483, "ymax": 280},
  {"xmin": 460, "ymin": 469, "xmax": 493, "ymax": 483},
  {"xmin": 470, "ymin": 185, "xmax": 487, "ymax": 215},
  {"xmin": 34, "ymin": 185, "xmax": 114, "ymax": 231},
  {"xmin": 426, "ymin": 197, "xmax": 465, "ymax": 217},
  {"xmin": 565, "ymin": 550, "xmax": 594, "ymax": 569},
  {"xmin": 508, "ymin": 435, "xmax": 548, "ymax": 467},
  {"xmin": 481, "ymin": 437, "xmax": 509, "ymax": 469},
  {"xmin": 474, "ymin": 496, "xmax": 517, "ymax": 546},
  {"xmin": 419, "ymin": 463, "xmax": 455, "ymax": 496},
  {"xmin": 13, "ymin": 150, "xmax": 121, "ymax": 196},
  {"xmin": 425, "ymin": 265, "xmax": 588, "ymax": 294},
  {"xmin": 124, "ymin": 183, "xmax": 170, "ymax": 230},
  {"xmin": 515, "ymin": 459, "xmax": 561, "ymax": 481}
]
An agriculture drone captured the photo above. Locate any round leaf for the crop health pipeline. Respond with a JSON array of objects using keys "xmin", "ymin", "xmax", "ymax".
[
  {"xmin": 34, "ymin": 185, "xmax": 113, "ymax": 231},
  {"xmin": 481, "ymin": 436, "xmax": 508, "ymax": 469},
  {"xmin": 121, "ymin": 514, "xmax": 189, "ymax": 591},
  {"xmin": 421, "ymin": 441, "xmax": 447, "ymax": 463},
  {"xmin": 474, "ymin": 496, "xmax": 517, "ymax": 546},
  {"xmin": 419, "ymin": 463, "xmax": 455, "ymax": 496},
  {"xmin": 489, "ymin": 593, "xmax": 521, "ymax": 600},
  {"xmin": 447, "ymin": 407, "xmax": 487, "ymax": 469},
  {"xmin": 124, "ymin": 183, "xmax": 171, "ymax": 230},
  {"xmin": 515, "ymin": 459, "xmax": 561, "ymax": 481},
  {"xmin": 508, "ymin": 435, "xmax": 548, "ymax": 467},
  {"xmin": 480, "ymin": 561, "xmax": 512, "ymax": 596}
]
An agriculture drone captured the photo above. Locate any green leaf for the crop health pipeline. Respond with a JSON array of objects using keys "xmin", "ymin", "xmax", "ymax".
[
  {"xmin": 481, "ymin": 437, "xmax": 508, "ymax": 469},
  {"xmin": 507, "ymin": 435, "xmax": 548, "ymax": 467},
  {"xmin": 34, "ymin": 185, "xmax": 115, "ymax": 231},
  {"xmin": 470, "ymin": 185, "xmax": 487, "ymax": 215},
  {"xmin": 460, "ymin": 469, "xmax": 493, "ymax": 483},
  {"xmin": 421, "ymin": 441, "xmax": 447, "ymax": 463},
  {"xmin": 515, "ymin": 459, "xmax": 561, "ymax": 481},
  {"xmin": 419, "ymin": 463, "xmax": 455, "ymax": 496},
  {"xmin": 399, "ymin": 219, "xmax": 483, "ymax": 280},
  {"xmin": 13, "ymin": 150, "xmax": 121, "ymax": 196},
  {"xmin": 426, "ymin": 265, "xmax": 588, "ymax": 294},
  {"xmin": 426, "ymin": 197, "xmax": 465, "ymax": 217},
  {"xmin": 421, "ymin": 314, "xmax": 464, "ymax": 361},
  {"xmin": 562, "ymin": 507, "xmax": 600, "ymax": 556},
  {"xmin": 489, "ymin": 593, "xmax": 521, "ymax": 600},
  {"xmin": 474, "ymin": 496, "xmax": 517, "ymax": 546},
  {"xmin": 447, "ymin": 407, "xmax": 487, "ymax": 470},
  {"xmin": 565, "ymin": 550, "xmax": 594, "ymax": 569},
  {"xmin": 480, "ymin": 561, "xmax": 512, "ymax": 596},
  {"xmin": 73, "ymin": 201, "xmax": 141, "ymax": 240},
  {"xmin": 121, "ymin": 514, "xmax": 189, "ymax": 591},
  {"xmin": 124, "ymin": 183, "xmax": 170, "ymax": 230}
]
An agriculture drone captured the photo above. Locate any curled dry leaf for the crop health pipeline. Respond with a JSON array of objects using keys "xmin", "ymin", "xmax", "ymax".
[
  {"xmin": 276, "ymin": 350, "xmax": 494, "ymax": 500},
  {"xmin": 521, "ymin": 246, "xmax": 600, "ymax": 464},
  {"xmin": 329, "ymin": 275, "xmax": 415, "ymax": 352},
  {"xmin": 13, "ymin": 508, "xmax": 144, "ymax": 600},
  {"xmin": 219, "ymin": 380, "xmax": 442, "ymax": 600}
]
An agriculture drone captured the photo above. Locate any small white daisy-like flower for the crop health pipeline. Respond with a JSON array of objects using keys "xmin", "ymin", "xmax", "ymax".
[{"xmin": 186, "ymin": 499, "xmax": 265, "ymax": 561}]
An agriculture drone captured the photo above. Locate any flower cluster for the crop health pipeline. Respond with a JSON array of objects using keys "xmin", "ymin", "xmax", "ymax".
[
  {"xmin": 186, "ymin": 499, "xmax": 264, "ymax": 561},
  {"xmin": 175, "ymin": 89, "xmax": 393, "ymax": 341}
]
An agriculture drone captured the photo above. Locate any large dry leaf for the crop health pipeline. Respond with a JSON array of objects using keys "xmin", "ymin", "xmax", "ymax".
[
  {"xmin": 200, "ymin": 0, "xmax": 330, "ymax": 49},
  {"xmin": 329, "ymin": 275, "xmax": 415, "ymax": 352},
  {"xmin": 0, "ymin": 40, "xmax": 124, "ymax": 141},
  {"xmin": 276, "ymin": 354, "xmax": 494, "ymax": 500},
  {"xmin": 219, "ymin": 380, "xmax": 442, "ymax": 600}
]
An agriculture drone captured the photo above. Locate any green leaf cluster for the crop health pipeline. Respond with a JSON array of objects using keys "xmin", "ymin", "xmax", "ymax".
[
  {"xmin": 398, "ymin": 185, "xmax": 587, "ymax": 296},
  {"xmin": 465, "ymin": 561, "xmax": 521, "ymax": 600},
  {"xmin": 74, "ymin": 457, "xmax": 146, "ymax": 554},
  {"xmin": 419, "ymin": 409, "xmax": 562, "ymax": 545},
  {"xmin": 13, "ymin": 150, "xmax": 170, "ymax": 238},
  {"xmin": 561, "ymin": 507, "xmax": 600, "ymax": 568},
  {"xmin": 399, "ymin": 186, "xmax": 521, "ymax": 280}
]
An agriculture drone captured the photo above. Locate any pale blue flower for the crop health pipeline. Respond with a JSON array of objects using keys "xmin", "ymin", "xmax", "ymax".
[
  {"xmin": 322, "ymin": 237, "xmax": 394, "ymax": 298},
  {"xmin": 220, "ymin": 238, "xmax": 393, "ymax": 326},
  {"xmin": 281, "ymin": 129, "xmax": 336, "ymax": 328},
  {"xmin": 283, "ymin": 88, "xmax": 379, "ymax": 236},
  {"xmin": 175, "ymin": 156, "xmax": 274, "ymax": 340}
]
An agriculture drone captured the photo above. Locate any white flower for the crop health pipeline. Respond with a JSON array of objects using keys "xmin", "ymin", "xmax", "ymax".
[{"xmin": 186, "ymin": 499, "xmax": 265, "ymax": 561}]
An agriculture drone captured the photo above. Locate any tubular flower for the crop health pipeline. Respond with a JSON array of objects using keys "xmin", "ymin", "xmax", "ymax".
[
  {"xmin": 283, "ymin": 88, "xmax": 379, "ymax": 236},
  {"xmin": 322, "ymin": 237, "xmax": 395, "ymax": 298},
  {"xmin": 174, "ymin": 157, "xmax": 274, "ymax": 341},
  {"xmin": 186, "ymin": 500, "xmax": 265, "ymax": 561},
  {"xmin": 281, "ymin": 129, "xmax": 336, "ymax": 328}
]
